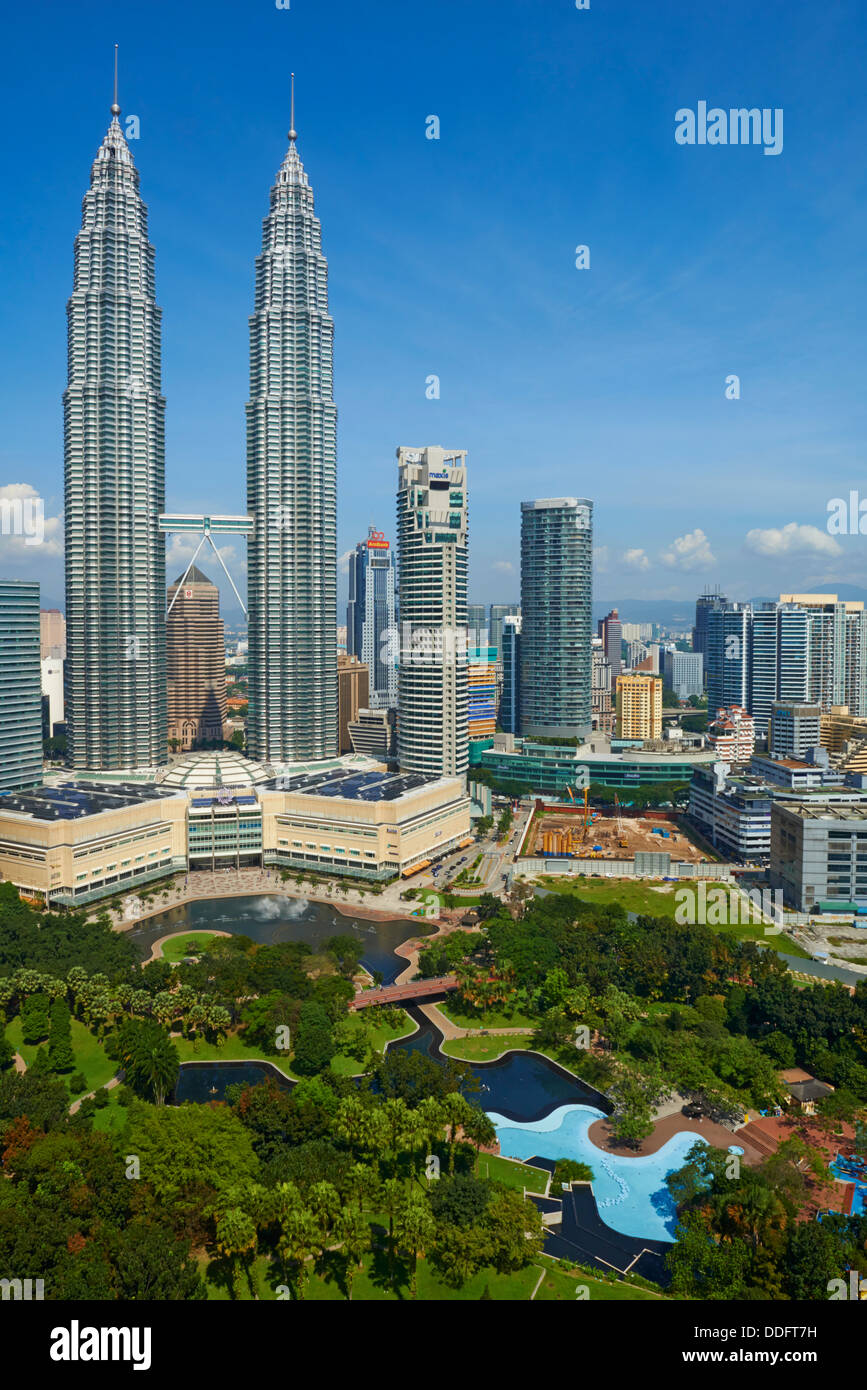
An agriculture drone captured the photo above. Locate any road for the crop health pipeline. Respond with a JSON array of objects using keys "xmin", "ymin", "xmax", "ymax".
[{"xmin": 412, "ymin": 801, "xmax": 534, "ymax": 898}]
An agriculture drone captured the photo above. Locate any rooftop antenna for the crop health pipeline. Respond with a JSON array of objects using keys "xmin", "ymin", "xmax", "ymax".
[
  {"xmin": 288, "ymin": 72, "xmax": 296, "ymax": 143},
  {"xmin": 111, "ymin": 44, "xmax": 120, "ymax": 117}
]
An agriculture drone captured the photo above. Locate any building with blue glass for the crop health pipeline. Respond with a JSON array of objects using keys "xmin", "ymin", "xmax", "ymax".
[{"xmin": 0, "ymin": 580, "xmax": 42, "ymax": 794}]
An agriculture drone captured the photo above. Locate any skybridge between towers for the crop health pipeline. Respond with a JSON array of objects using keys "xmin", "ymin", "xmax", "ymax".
[{"xmin": 158, "ymin": 513, "xmax": 254, "ymax": 617}]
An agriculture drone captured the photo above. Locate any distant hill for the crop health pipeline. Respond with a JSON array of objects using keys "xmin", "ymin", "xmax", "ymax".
[{"xmin": 593, "ymin": 599, "xmax": 694, "ymax": 631}]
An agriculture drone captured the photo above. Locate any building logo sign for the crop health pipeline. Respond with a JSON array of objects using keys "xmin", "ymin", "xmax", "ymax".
[{"xmin": 367, "ymin": 529, "xmax": 389, "ymax": 550}]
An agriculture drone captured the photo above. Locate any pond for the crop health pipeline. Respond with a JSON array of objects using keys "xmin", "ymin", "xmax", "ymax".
[{"xmin": 126, "ymin": 892, "xmax": 432, "ymax": 985}]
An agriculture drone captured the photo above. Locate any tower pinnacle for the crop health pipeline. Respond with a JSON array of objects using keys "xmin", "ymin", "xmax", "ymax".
[
  {"xmin": 288, "ymin": 72, "xmax": 296, "ymax": 143},
  {"xmin": 110, "ymin": 43, "xmax": 120, "ymax": 116}
]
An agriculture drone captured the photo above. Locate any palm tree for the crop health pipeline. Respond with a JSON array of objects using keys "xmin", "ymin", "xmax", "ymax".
[
  {"xmin": 335, "ymin": 1208, "xmax": 369, "ymax": 1301},
  {"xmin": 215, "ymin": 1207, "xmax": 257, "ymax": 1299},
  {"xmin": 275, "ymin": 1202, "xmax": 320, "ymax": 1301},
  {"xmin": 345, "ymin": 1162, "xmax": 380, "ymax": 1218},
  {"xmin": 462, "ymin": 1107, "xmax": 497, "ymax": 1161},
  {"xmin": 394, "ymin": 1188, "xmax": 436, "ymax": 1299},
  {"xmin": 442, "ymin": 1092, "xmax": 473, "ymax": 1175}
]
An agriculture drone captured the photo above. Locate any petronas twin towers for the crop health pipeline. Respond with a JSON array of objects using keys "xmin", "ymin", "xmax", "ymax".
[{"xmin": 64, "ymin": 80, "xmax": 338, "ymax": 770}]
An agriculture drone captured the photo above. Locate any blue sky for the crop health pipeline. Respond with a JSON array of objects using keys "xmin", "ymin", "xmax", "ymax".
[{"xmin": 1, "ymin": 0, "xmax": 866, "ymax": 618}]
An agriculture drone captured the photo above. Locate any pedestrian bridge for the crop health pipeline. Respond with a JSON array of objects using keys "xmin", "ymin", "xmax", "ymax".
[{"xmin": 350, "ymin": 974, "xmax": 459, "ymax": 1010}]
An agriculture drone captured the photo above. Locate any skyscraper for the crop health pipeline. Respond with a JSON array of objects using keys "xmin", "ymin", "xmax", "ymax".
[
  {"xmin": 246, "ymin": 94, "xmax": 338, "ymax": 762},
  {"xmin": 0, "ymin": 581, "xmax": 42, "ymax": 793},
  {"xmin": 489, "ymin": 604, "xmax": 520, "ymax": 662},
  {"xmin": 706, "ymin": 603, "xmax": 750, "ymax": 714},
  {"xmin": 166, "ymin": 566, "xmax": 228, "ymax": 751},
  {"xmin": 396, "ymin": 447, "xmax": 468, "ymax": 777},
  {"xmin": 467, "ymin": 604, "xmax": 487, "ymax": 648},
  {"xmin": 499, "ymin": 614, "xmax": 522, "ymax": 734},
  {"xmin": 64, "ymin": 84, "xmax": 166, "ymax": 769},
  {"xmin": 597, "ymin": 608, "xmax": 622, "ymax": 683},
  {"xmin": 520, "ymin": 498, "xmax": 593, "ymax": 741},
  {"xmin": 693, "ymin": 587, "xmax": 726, "ymax": 677},
  {"xmin": 346, "ymin": 527, "xmax": 397, "ymax": 709},
  {"xmin": 468, "ymin": 645, "xmax": 498, "ymax": 740}
]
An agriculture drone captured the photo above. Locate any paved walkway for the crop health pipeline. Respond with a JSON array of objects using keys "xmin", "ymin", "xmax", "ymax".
[
  {"xmin": 586, "ymin": 1111, "xmax": 764, "ymax": 1164},
  {"xmin": 417, "ymin": 1001, "xmax": 533, "ymax": 1042}
]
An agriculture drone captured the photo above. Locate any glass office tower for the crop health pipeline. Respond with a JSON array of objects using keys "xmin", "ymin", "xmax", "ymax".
[
  {"xmin": 246, "ymin": 118, "xmax": 338, "ymax": 761},
  {"xmin": 0, "ymin": 580, "xmax": 43, "ymax": 793},
  {"xmin": 63, "ymin": 97, "xmax": 166, "ymax": 768},
  {"xmin": 520, "ymin": 498, "xmax": 593, "ymax": 741}
]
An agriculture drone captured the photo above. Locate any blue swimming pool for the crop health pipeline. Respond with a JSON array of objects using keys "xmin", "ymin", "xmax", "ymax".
[
  {"xmin": 830, "ymin": 1157, "xmax": 867, "ymax": 1216},
  {"xmin": 489, "ymin": 1103, "xmax": 707, "ymax": 1243}
]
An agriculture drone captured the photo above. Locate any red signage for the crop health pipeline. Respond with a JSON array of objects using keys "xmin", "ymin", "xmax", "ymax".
[{"xmin": 367, "ymin": 529, "xmax": 389, "ymax": 549}]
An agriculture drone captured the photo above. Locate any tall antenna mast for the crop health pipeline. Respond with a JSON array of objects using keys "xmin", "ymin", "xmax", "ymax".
[
  {"xmin": 111, "ymin": 44, "xmax": 120, "ymax": 116},
  {"xmin": 289, "ymin": 72, "xmax": 296, "ymax": 143}
]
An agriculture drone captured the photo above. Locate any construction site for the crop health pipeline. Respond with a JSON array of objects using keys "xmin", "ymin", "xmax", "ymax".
[{"xmin": 525, "ymin": 790, "xmax": 710, "ymax": 865}]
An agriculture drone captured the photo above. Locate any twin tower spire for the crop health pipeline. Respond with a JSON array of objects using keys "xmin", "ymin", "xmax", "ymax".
[{"xmin": 63, "ymin": 55, "xmax": 337, "ymax": 772}]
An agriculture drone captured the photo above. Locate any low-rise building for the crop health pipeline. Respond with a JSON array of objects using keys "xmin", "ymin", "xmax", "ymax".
[
  {"xmin": 749, "ymin": 752, "xmax": 844, "ymax": 792},
  {"xmin": 0, "ymin": 782, "xmax": 188, "ymax": 906},
  {"xmin": 769, "ymin": 701, "xmax": 822, "ymax": 760},
  {"xmin": 770, "ymin": 799, "xmax": 867, "ymax": 910},
  {"xmin": 707, "ymin": 705, "xmax": 755, "ymax": 763}
]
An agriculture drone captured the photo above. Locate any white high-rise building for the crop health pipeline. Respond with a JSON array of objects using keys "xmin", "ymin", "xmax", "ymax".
[
  {"xmin": 396, "ymin": 447, "xmax": 468, "ymax": 777},
  {"xmin": 63, "ymin": 87, "xmax": 166, "ymax": 769},
  {"xmin": 246, "ymin": 100, "xmax": 338, "ymax": 761}
]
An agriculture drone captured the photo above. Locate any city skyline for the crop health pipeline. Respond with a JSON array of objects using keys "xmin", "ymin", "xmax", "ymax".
[{"xmin": 3, "ymin": 0, "xmax": 866, "ymax": 615}]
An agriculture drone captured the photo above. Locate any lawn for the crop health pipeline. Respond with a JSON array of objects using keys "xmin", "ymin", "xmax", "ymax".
[
  {"xmin": 203, "ymin": 1249, "xmax": 663, "ymax": 1301},
  {"xmin": 173, "ymin": 1031, "xmax": 297, "ymax": 1078},
  {"xmin": 438, "ymin": 999, "xmax": 536, "ymax": 1030},
  {"xmin": 442, "ymin": 1033, "xmax": 533, "ymax": 1063},
  {"xmin": 174, "ymin": 1009, "xmax": 416, "ymax": 1081},
  {"xmin": 537, "ymin": 877, "xmax": 812, "ymax": 957},
  {"xmin": 329, "ymin": 1010, "xmax": 417, "ymax": 1076},
  {"xmin": 91, "ymin": 1090, "xmax": 128, "ymax": 1135},
  {"xmin": 474, "ymin": 1151, "xmax": 549, "ymax": 1193},
  {"xmin": 159, "ymin": 931, "xmax": 223, "ymax": 963},
  {"xmin": 7, "ymin": 1015, "xmax": 116, "ymax": 1098}
]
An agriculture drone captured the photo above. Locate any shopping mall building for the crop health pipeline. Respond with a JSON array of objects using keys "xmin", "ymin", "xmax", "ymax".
[{"xmin": 0, "ymin": 752, "xmax": 471, "ymax": 906}]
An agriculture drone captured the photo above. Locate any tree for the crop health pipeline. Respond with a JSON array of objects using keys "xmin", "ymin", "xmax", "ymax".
[
  {"xmin": 335, "ymin": 1206, "xmax": 370, "ymax": 1301},
  {"xmin": 20, "ymin": 992, "xmax": 52, "ymax": 1045},
  {"xmin": 486, "ymin": 1189, "xmax": 544, "ymax": 1272},
  {"xmin": 126, "ymin": 1103, "xmax": 260, "ymax": 1242},
  {"xmin": 461, "ymin": 1107, "xmax": 497, "ymax": 1156},
  {"xmin": 215, "ymin": 1206, "xmax": 258, "ymax": 1299},
  {"xmin": 116, "ymin": 1019, "xmax": 179, "ymax": 1105},
  {"xmin": 292, "ymin": 1001, "xmax": 336, "ymax": 1077},
  {"xmin": 48, "ymin": 998, "xmax": 75, "ymax": 1073},
  {"xmin": 394, "ymin": 1187, "xmax": 436, "ymax": 1298},
  {"xmin": 115, "ymin": 1220, "xmax": 206, "ymax": 1300}
]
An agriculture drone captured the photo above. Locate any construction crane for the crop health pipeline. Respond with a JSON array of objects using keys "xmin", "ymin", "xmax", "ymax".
[
  {"xmin": 581, "ymin": 785, "xmax": 591, "ymax": 841},
  {"xmin": 614, "ymin": 791, "xmax": 625, "ymax": 837},
  {"xmin": 565, "ymin": 786, "xmax": 576, "ymax": 804}
]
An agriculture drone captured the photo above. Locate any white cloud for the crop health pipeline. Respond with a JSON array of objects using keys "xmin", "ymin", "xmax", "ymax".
[
  {"xmin": 744, "ymin": 523, "xmax": 842, "ymax": 559},
  {"xmin": 622, "ymin": 548, "xmax": 651, "ymax": 572},
  {"xmin": 592, "ymin": 545, "xmax": 609, "ymax": 573},
  {"xmin": 661, "ymin": 528, "xmax": 715, "ymax": 571},
  {"xmin": 492, "ymin": 559, "xmax": 514, "ymax": 574}
]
